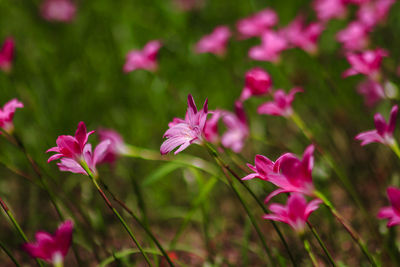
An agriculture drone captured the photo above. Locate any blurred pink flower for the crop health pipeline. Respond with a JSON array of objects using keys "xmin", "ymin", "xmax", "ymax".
[
  {"xmin": 123, "ymin": 40, "xmax": 162, "ymax": 73},
  {"xmin": 357, "ymin": 0, "xmax": 395, "ymax": 28},
  {"xmin": 313, "ymin": 0, "xmax": 347, "ymax": 21},
  {"xmin": 204, "ymin": 110, "xmax": 221, "ymax": 144},
  {"xmin": 248, "ymin": 30, "xmax": 288, "ymax": 63},
  {"xmin": 40, "ymin": 0, "xmax": 76, "ymax": 22},
  {"xmin": 346, "ymin": 0, "xmax": 371, "ymax": 4},
  {"xmin": 97, "ymin": 128, "xmax": 128, "ymax": 165},
  {"xmin": 343, "ymin": 48, "xmax": 388, "ymax": 79},
  {"xmin": 236, "ymin": 9, "xmax": 278, "ymax": 39},
  {"xmin": 0, "ymin": 98, "xmax": 24, "ymax": 134},
  {"xmin": 263, "ymin": 193, "xmax": 322, "ymax": 233},
  {"xmin": 257, "ymin": 88, "xmax": 302, "ymax": 117},
  {"xmin": 240, "ymin": 67, "xmax": 272, "ymax": 101},
  {"xmin": 22, "ymin": 220, "xmax": 73, "ymax": 265},
  {"xmin": 336, "ymin": 21, "xmax": 370, "ymax": 51},
  {"xmin": 355, "ymin": 105, "xmax": 398, "ymax": 146},
  {"xmin": 161, "ymin": 94, "xmax": 208, "ymax": 155},
  {"xmin": 195, "ymin": 26, "xmax": 231, "ymax": 56},
  {"xmin": 378, "ymin": 187, "xmax": 400, "ymax": 227},
  {"xmin": 357, "ymin": 79, "xmax": 385, "ymax": 107},
  {"xmin": 242, "ymin": 154, "xmax": 275, "ymax": 181},
  {"xmin": 0, "ymin": 37, "xmax": 15, "ymax": 72}
]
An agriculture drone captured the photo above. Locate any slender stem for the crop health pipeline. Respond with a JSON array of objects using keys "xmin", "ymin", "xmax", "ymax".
[
  {"xmin": 389, "ymin": 140, "xmax": 400, "ymax": 160},
  {"xmin": 302, "ymin": 237, "xmax": 319, "ymax": 267},
  {"xmin": 0, "ymin": 240, "xmax": 21, "ymax": 267},
  {"xmin": 306, "ymin": 221, "xmax": 336, "ymax": 267}
]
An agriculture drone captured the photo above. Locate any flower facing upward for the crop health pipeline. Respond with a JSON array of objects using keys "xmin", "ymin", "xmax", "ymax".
[
  {"xmin": 0, "ymin": 37, "xmax": 15, "ymax": 72},
  {"xmin": 236, "ymin": 8, "xmax": 278, "ymax": 39},
  {"xmin": 343, "ymin": 48, "xmax": 388, "ymax": 79},
  {"xmin": 195, "ymin": 26, "xmax": 231, "ymax": 56},
  {"xmin": 313, "ymin": 0, "xmax": 347, "ymax": 22},
  {"xmin": 0, "ymin": 98, "xmax": 24, "ymax": 134},
  {"xmin": 40, "ymin": 0, "xmax": 76, "ymax": 22},
  {"xmin": 248, "ymin": 30, "xmax": 288, "ymax": 63},
  {"xmin": 123, "ymin": 40, "xmax": 162, "ymax": 73},
  {"xmin": 257, "ymin": 88, "xmax": 303, "ymax": 117},
  {"xmin": 240, "ymin": 67, "xmax": 272, "ymax": 101},
  {"xmin": 336, "ymin": 21, "xmax": 370, "ymax": 51},
  {"xmin": 263, "ymin": 193, "xmax": 322, "ymax": 233},
  {"xmin": 161, "ymin": 94, "xmax": 208, "ymax": 155},
  {"xmin": 23, "ymin": 220, "xmax": 73, "ymax": 265},
  {"xmin": 378, "ymin": 187, "xmax": 400, "ymax": 227},
  {"xmin": 355, "ymin": 105, "xmax": 398, "ymax": 146}
]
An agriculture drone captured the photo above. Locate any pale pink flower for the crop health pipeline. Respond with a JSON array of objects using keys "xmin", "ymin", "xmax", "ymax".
[
  {"xmin": 336, "ymin": 21, "xmax": 370, "ymax": 51},
  {"xmin": 0, "ymin": 38, "xmax": 15, "ymax": 72},
  {"xmin": 343, "ymin": 48, "xmax": 388, "ymax": 79},
  {"xmin": 263, "ymin": 193, "xmax": 322, "ymax": 233},
  {"xmin": 257, "ymin": 88, "xmax": 302, "ymax": 117},
  {"xmin": 23, "ymin": 220, "xmax": 73, "ymax": 265},
  {"xmin": 357, "ymin": 0, "xmax": 395, "ymax": 28},
  {"xmin": 240, "ymin": 67, "xmax": 272, "ymax": 101},
  {"xmin": 313, "ymin": 0, "xmax": 347, "ymax": 21},
  {"xmin": 0, "ymin": 98, "xmax": 24, "ymax": 133},
  {"xmin": 378, "ymin": 187, "xmax": 400, "ymax": 227},
  {"xmin": 161, "ymin": 94, "xmax": 208, "ymax": 155},
  {"xmin": 357, "ymin": 79, "xmax": 385, "ymax": 107},
  {"xmin": 195, "ymin": 26, "xmax": 231, "ymax": 56},
  {"xmin": 355, "ymin": 105, "xmax": 398, "ymax": 146},
  {"xmin": 204, "ymin": 111, "xmax": 222, "ymax": 144},
  {"xmin": 123, "ymin": 40, "xmax": 162, "ymax": 73},
  {"xmin": 40, "ymin": 0, "xmax": 76, "ymax": 22},
  {"xmin": 236, "ymin": 8, "xmax": 278, "ymax": 39},
  {"xmin": 97, "ymin": 128, "xmax": 128, "ymax": 165},
  {"xmin": 248, "ymin": 30, "xmax": 288, "ymax": 63}
]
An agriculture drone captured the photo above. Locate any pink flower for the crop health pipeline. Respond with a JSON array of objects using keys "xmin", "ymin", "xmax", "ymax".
[
  {"xmin": 40, "ymin": 0, "xmax": 76, "ymax": 22},
  {"xmin": 355, "ymin": 105, "xmax": 398, "ymax": 146},
  {"xmin": 357, "ymin": 79, "xmax": 385, "ymax": 107},
  {"xmin": 97, "ymin": 128, "xmax": 128, "ymax": 165},
  {"xmin": 257, "ymin": 88, "xmax": 302, "ymax": 117},
  {"xmin": 236, "ymin": 9, "xmax": 278, "ymax": 39},
  {"xmin": 123, "ymin": 40, "xmax": 162, "ymax": 73},
  {"xmin": 357, "ymin": 0, "xmax": 395, "ymax": 28},
  {"xmin": 195, "ymin": 26, "xmax": 231, "ymax": 56},
  {"xmin": 161, "ymin": 94, "xmax": 208, "ymax": 155},
  {"xmin": 248, "ymin": 30, "xmax": 288, "ymax": 63},
  {"xmin": 378, "ymin": 187, "xmax": 400, "ymax": 227},
  {"xmin": 240, "ymin": 67, "xmax": 272, "ymax": 101},
  {"xmin": 313, "ymin": 0, "xmax": 347, "ymax": 21},
  {"xmin": 204, "ymin": 111, "xmax": 221, "ymax": 144},
  {"xmin": 242, "ymin": 154, "xmax": 275, "ymax": 181},
  {"xmin": 0, "ymin": 37, "xmax": 15, "ymax": 72},
  {"xmin": 336, "ymin": 21, "xmax": 370, "ymax": 51},
  {"xmin": 343, "ymin": 48, "xmax": 388, "ymax": 79},
  {"xmin": 22, "ymin": 220, "xmax": 73, "ymax": 265},
  {"xmin": 0, "ymin": 99, "xmax": 24, "ymax": 133},
  {"xmin": 263, "ymin": 193, "xmax": 322, "ymax": 233}
]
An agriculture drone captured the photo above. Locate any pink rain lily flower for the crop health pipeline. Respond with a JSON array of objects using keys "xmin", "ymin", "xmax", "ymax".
[
  {"xmin": 257, "ymin": 88, "xmax": 303, "ymax": 117},
  {"xmin": 248, "ymin": 30, "xmax": 288, "ymax": 63},
  {"xmin": 313, "ymin": 0, "xmax": 347, "ymax": 22},
  {"xmin": 357, "ymin": 0, "xmax": 395, "ymax": 29},
  {"xmin": 0, "ymin": 37, "xmax": 15, "ymax": 72},
  {"xmin": 123, "ymin": 40, "xmax": 162, "ymax": 73},
  {"xmin": 0, "ymin": 98, "xmax": 24, "ymax": 134},
  {"xmin": 161, "ymin": 94, "xmax": 208, "ymax": 155},
  {"xmin": 240, "ymin": 67, "xmax": 272, "ymax": 101},
  {"xmin": 236, "ymin": 8, "xmax": 278, "ymax": 39},
  {"xmin": 204, "ymin": 110, "xmax": 221, "ymax": 144},
  {"xmin": 40, "ymin": 0, "xmax": 76, "ymax": 22},
  {"xmin": 357, "ymin": 79, "xmax": 385, "ymax": 107},
  {"xmin": 336, "ymin": 21, "xmax": 370, "ymax": 51},
  {"xmin": 195, "ymin": 26, "xmax": 231, "ymax": 56},
  {"xmin": 242, "ymin": 154, "xmax": 275, "ymax": 181},
  {"xmin": 263, "ymin": 193, "xmax": 322, "ymax": 233},
  {"xmin": 23, "ymin": 220, "xmax": 73, "ymax": 265},
  {"xmin": 97, "ymin": 128, "xmax": 128, "ymax": 165},
  {"xmin": 378, "ymin": 187, "xmax": 400, "ymax": 227},
  {"xmin": 355, "ymin": 105, "xmax": 398, "ymax": 146},
  {"xmin": 343, "ymin": 48, "xmax": 388, "ymax": 79}
]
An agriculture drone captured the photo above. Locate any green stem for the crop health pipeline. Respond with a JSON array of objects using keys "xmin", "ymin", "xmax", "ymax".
[
  {"xmin": 0, "ymin": 239, "xmax": 22, "ymax": 267},
  {"xmin": 302, "ymin": 237, "xmax": 319, "ymax": 267},
  {"xmin": 306, "ymin": 221, "xmax": 336, "ymax": 267},
  {"xmin": 389, "ymin": 140, "xmax": 400, "ymax": 160}
]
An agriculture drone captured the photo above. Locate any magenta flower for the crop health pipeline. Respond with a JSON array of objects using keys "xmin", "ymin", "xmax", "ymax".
[
  {"xmin": 22, "ymin": 220, "xmax": 73, "ymax": 265},
  {"xmin": 357, "ymin": 0, "xmax": 395, "ymax": 28},
  {"xmin": 336, "ymin": 21, "xmax": 370, "ymax": 51},
  {"xmin": 378, "ymin": 187, "xmax": 400, "ymax": 227},
  {"xmin": 97, "ymin": 128, "xmax": 128, "ymax": 165},
  {"xmin": 0, "ymin": 98, "xmax": 24, "ymax": 134},
  {"xmin": 242, "ymin": 154, "xmax": 275, "ymax": 181},
  {"xmin": 0, "ymin": 37, "xmax": 15, "ymax": 72},
  {"xmin": 355, "ymin": 105, "xmax": 398, "ymax": 146},
  {"xmin": 263, "ymin": 193, "xmax": 322, "ymax": 233},
  {"xmin": 236, "ymin": 8, "xmax": 278, "ymax": 39},
  {"xmin": 204, "ymin": 110, "xmax": 221, "ymax": 144},
  {"xmin": 313, "ymin": 0, "xmax": 347, "ymax": 21},
  {"xmin": 343, "ymin": 48, "xmax": 388, "ymax": 79},
  {"xmin": 123, "ymin": 40, "xmax": 162, "ymax": 73},
  {"xmin": 40, "ymin": 0, "xmax": 76, "ymax": 22},
  {"xmin": 257, "ymin": 88, "xmax": 302, "ymax": 117},
  {"xmin": 357, "ymin": 79, "xmax": 385, "ymax": 107},
  {"xmin": 195, "ymin": 26, "xmax": 231, "ymax": 56},
  {"xmin": 161, "ymin": 94, "xmax": 208, "ymax": 155},
  {"xmin": 248, "ymin": 30, "xmax": 288, "ymax": 63},
  {"xmin": 240, "ymin": 67, "xmax": 272, "ymax": 101}
]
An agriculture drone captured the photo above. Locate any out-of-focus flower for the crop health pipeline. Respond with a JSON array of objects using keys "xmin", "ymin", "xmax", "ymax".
[
  {"xmin": 195, "ymin": 26, "xmax": 231, "ymax": 56},
  {"xmin": 161, "ymin": 94, "xmax": 208, "ymax": 155},
  {"xmin": 257, "ymin": 88, "xmax": 302, "ymax": 117},
  {"xmin": 240, "ymin": 67, "xmax": 272, "ymax": 101},
  {"xmin": 204, "ymin": 110, "xmax": 221, "ymax": 144},
  {"xmin": 0, "ymin": 99, "xmax": 24, "ymax": 134},
  {"xmin": 378, "ymin": 187, "xmax": 400, "ymax": 227},
  {"xmin": 346, "ymin": 0, "xmax": 371, "ymax": 4},
  {"xmin": 97, "ymin": 128, "xmax": 128, "ymax": 165},
  {"xmin": 0, "ymin": 38, "xmax": 15, "ymax": 72},
  {"xmin": 123, "ymin": 40, "xmax": 162, "ymax": 73},
  {"xmin": 236, "ymin": 9, "xmax": 278, "ymax": 39},
  {"xmin": 355, "ymin": 105, "xmax": 398, "ymax": 146},
  {"xmin": 40, "ymin": 0, "xmax": 76, "ymax": 22},
  {"xmin": 313, "ymin": 0, "xmax": 347, "ymax": 21},
  {"xmin": 248, "ymin": 31, "xmax": 288, "ymax": 63},
  {"xmin": 357, "ymin": 0, "xmax": 395, "ymax": 28},
  {"xmin": 263, "ymin": 193, "xmax": 322, "ymax": 233},
  {"xmin": 336, "ymin": 21, "xmax": 370, "ymax": 51},
  {"xmin": 357, "ymin": 79, "xmax": 385, "ymax": 107},
  {"xmin": 343, "ymin": 48, "xmax": 388, "ymax": 79},
  {"xmin": 22, "ymin": 220, "xmax": 73, "ymax": 265},
  {"xmin": 242, "ymin": 154, "xmax": 275, "ymax": 181}
]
